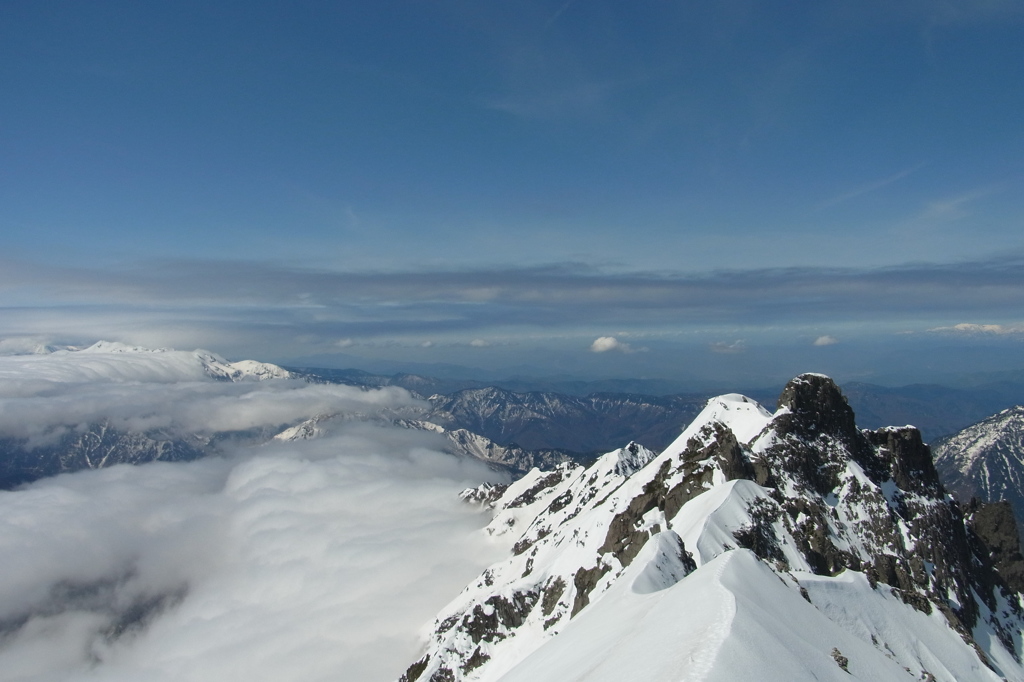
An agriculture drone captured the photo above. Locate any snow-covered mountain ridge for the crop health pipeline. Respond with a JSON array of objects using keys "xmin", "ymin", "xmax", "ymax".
[
  {"xmin": 401, "ymin": 375, "xmax": 1024, "ymax": 682},
  {"xmin": 0, "ymin": 340, "xmax": 293, "ymax": 382}
]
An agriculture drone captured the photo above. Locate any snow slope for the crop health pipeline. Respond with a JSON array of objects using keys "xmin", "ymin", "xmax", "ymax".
[{"xmin": 499, "ymin": 548, "xmax": 988, "ymax": 682}]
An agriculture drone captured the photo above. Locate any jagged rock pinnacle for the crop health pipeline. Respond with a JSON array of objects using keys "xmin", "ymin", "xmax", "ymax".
[{"xmin": 775, "ymin": 373, "xmax": 859, "ymax": 442}]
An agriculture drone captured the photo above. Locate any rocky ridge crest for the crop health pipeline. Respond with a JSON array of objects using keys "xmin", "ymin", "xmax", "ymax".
[{"xmin": 400, "ymin": 374, "xmax": 1024, "ymax": 682}]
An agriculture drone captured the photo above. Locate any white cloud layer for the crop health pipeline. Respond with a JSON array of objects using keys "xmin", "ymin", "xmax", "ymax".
[
  {"xmin": 813, "ymin": 335, "xmax": 839, "ymax": 346},
  {"xmin": 0, "ymin": 426, "xmax": 503, "ymax": 682},
  {"xmin": 4, "ymin": 255, "xmax": 1024, "ymax": 373},
  {"xmin": 928, "ymin": 322, "xmax": 1024, "ymax": 335},
  {"xmin": 0, "ymin": 344, "xmax": 506, "ymax": 681},
  {"xmin": 0, "ymin": 347, "xmax": 420, "ymax": 443}
]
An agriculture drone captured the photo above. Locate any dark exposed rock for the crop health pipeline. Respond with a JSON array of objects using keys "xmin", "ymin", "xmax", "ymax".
[
  {"xmin": 429, "ymin": 668, "xmax": 455, "ymax": 682},
  {"xmin": 460, "ymin": 483, "xmax": 508, "ymax": 507},
  {"xmin": 399, "ymin": 655, "xmax": 430, "ymax": 682},
  {"xmin": 864, "ymin": 427, "xmax": 941, "ymax": 495},
  {"xmin": 511, "ymin": 538, "xmax": 533, "ymax": 556},
  {"xmin": 541, "ymin": 576, "xmax": 566, "ymax": 617},
  {"xmin": 460, "ymin": 648, "xmax": 490, "ymax": 674},
  {"xmin": 507, "ymin": 472, "xmax": 567, "ymax": 509},
  {"xmin": 764, "ymin": 374, "xmax": 873, "ymax": 495},
  {"xmin": 572, "ymin": 564, "xmax": 611, "ymax": 617},
  {"xmin": 462, "ymin": 591, "xmax": 540, "ymax": 644},
  {"xmin": 732, "ymin": 497, "xmax": 786, "ymax": 567},
  {"xmin": 830, "ymin": 647, "xmax": 849, "ymax": 673},
  {"xmin": 600, "ymin": 479, "xmax": 662, "ymax": 566},
  {"xmin": 547, "ymin": 490, "xmax": 574, "ymax": 514},
  {"xmin": 968, "ymin": 500, "xmax": 1024, "ymax": 595}
]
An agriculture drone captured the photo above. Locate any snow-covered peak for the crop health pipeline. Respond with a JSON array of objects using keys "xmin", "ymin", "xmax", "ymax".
[
  {"xmin": 79, "ymin": 341, "xmax": 171, "ymax": 354},
  {"xmin": 662, "ymin": 392, "xmax": 773, "ymax": 457},
  {"xmin": 223, "ymin": 359, "xmax": 293, "ymax": 381},
  {"xmin": 273, "ymin": 415, "xmax": 329, "ymax": 441}
]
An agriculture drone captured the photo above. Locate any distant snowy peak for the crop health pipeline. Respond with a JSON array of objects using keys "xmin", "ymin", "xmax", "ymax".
[
  {"xmin": 401, "ymin": 374, "xmax": 1024, "ymax": 682},
  {"xmin": 76, "ymin": 341, "xmax": 293, "ymax": 381},
  {"xmin": 217, "ymin": 359, "xmax": 293, "ymax": 381},
  {"xmin": 935, "ymin": 406, "xmax": 1024, "ymax": 470},
  {"xmin": 933, "ymin": 405, "xmax": 1024, "ymax": 532},
  {"xmin": 50, "ymin": 341, "xmax": 292, "ymax": 382},
  {"xmin": 273, "ymin": 414, "xmax": 331, "ymax": 441},
  {"xmin": 80, "ymin": 340, "xmax": 171, "ymax": 354}
]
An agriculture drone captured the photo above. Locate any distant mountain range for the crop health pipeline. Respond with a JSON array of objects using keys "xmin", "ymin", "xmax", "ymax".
[
  {"xmin": 10, "ymin": 349, "xmax": 1024, "ymax": 489},
  {"xmin": 293, "ymin": 366, "xmax": 1024, "ymax": 445}
]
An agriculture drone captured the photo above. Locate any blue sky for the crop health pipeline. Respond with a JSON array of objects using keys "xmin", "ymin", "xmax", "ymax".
[{"xmin": 2, "ymin": 0, "xmax": 1023, "ymax": 386}]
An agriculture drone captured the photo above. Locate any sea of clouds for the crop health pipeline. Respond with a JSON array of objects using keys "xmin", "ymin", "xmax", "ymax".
[{"xmin": 0, "ymin": 346, "xmax": 506, "ymax": 682}]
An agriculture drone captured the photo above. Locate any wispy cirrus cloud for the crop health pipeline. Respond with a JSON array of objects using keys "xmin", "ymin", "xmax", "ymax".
[
  {"xmin": 710, "ymin": 340, "xmax": 745, "ymax": 354},
  {"xmin": 916, "ymin": 184, "xmax": 1006, "ymax": 222},
  {"xmin": 817, "ymin": 163, "xmax": 926, "ymax": 209}
]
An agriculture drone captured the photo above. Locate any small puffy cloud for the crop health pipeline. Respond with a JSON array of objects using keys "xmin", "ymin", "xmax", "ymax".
[
  {"xmin": 334, "ymin": 338, "xmax": 354, "ymax": 348},
  {"xmin": 928, "ymin": 323, "xmax": 1024, "ymax": 335},
  {"xmin": 420, "ymin": 340, "xmax": 434, "ymax": 348},
  {"xmin": 590, "ymin": 336, "xmax": 632, "ymax": 353},
  {"xmin": 710, "ymin": 340, "xmax": 745, "ymax": 354},
  {"xmin": 813, "ymin": 335, "xmax": 839, "ymax": 346},
  {"xmin": 469, "ymin": 339, "xmax": 490, "ymax": 348}
]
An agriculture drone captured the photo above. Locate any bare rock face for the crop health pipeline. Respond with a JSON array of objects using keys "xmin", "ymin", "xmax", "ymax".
[
  {"xmin": 400, "ymin": 375, "xmax": 1024, "ymax": 682},
  {"xmin": 967, "ymin": 499, "xmax": 1024, "ymax": 595}
]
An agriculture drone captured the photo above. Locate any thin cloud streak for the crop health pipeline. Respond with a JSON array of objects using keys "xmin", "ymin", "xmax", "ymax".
[
  {"xmin": 3, "ymin": 255, "xmax": 1024, "ymax": 360},
  {"xmin": 817, "ymin": 162, "xmax": 926, "ymax": 208},
  {"xmin": 917, "ymin": 184, "xmax": 1006, "ymax": 222}
]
